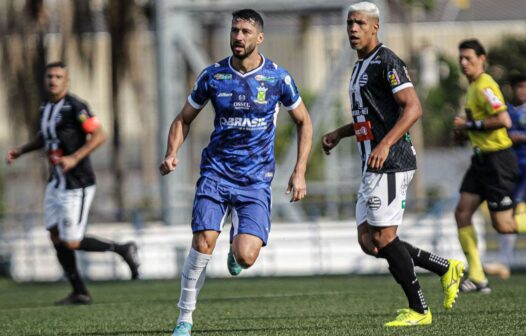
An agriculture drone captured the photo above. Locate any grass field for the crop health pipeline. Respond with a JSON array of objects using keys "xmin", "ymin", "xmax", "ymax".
[{"xmin": 1, "ymin": 273, "xmax": 525, "ymax": 336}]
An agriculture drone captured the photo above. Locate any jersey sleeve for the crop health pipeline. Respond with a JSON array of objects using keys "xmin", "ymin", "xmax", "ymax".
[
  {"xmin": 478, "ymin": 82, "xmax": 507, "ymax": 115},
  {"xmin": 74, "ymin": 101, "xmax": 101, "ymax": 134},
  {"xmin": 383, "ymin": 54, "xmax": 413, "ymax": 94},
  {"xmin": 188, "ymin": 69, "xmax": 210, "ymax": 110},
  {"xmin": 279, "ymin": 71, "xmax": 302, "ymax": 110}
]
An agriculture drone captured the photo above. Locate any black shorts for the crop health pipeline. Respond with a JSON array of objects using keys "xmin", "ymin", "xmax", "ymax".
[{"xmin": 460, "ymin": 148, "xmax": 518, "ymax": 211}]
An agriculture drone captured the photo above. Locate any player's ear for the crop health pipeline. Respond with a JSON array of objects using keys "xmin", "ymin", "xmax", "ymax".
[{"xmin": 257, "ymin": 31, "xmax": 264, "ymax": 45}]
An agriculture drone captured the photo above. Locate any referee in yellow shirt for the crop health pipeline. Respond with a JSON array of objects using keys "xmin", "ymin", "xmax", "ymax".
[{"xmin": 453, "ymin": 39, "xmax": 526, "ymax": 293}]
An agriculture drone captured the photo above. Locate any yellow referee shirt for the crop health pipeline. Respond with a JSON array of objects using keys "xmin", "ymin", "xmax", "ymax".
[{"xmin": 465, "ymin": 73, "xmax": 511, "ymax": 152}]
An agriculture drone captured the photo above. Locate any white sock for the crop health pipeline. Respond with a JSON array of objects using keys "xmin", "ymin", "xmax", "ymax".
[
  {"xmin": 177, "ymin": 248, "xmax": 211, "ymax": 325},
  {"xmin": 499, "ymin": 234, "xmax": 517, "ymax": 266}
]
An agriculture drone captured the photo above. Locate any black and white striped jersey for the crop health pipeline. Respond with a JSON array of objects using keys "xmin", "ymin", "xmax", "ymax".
[
  {"xmin": 349, "ymin": 43, "xmax": 417, "ymax": 173},
  {"xmin": 38, "ymin": 94, "xmax": 96, "ymax": 189}
]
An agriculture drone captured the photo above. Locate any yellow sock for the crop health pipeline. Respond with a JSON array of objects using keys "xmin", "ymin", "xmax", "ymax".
[
  {"xmin": 514, "ymin": 212, "xmax": 526, "ymax": 233},
  {"xmin": 458, "ymin": 226, "xmax": 486, "ymax": 283}
]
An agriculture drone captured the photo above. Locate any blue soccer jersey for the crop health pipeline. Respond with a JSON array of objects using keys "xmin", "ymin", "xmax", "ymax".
[
  {"xmin": 508, "ymin": 102, "xmax": 526, "ymax": 167},
  {"xmin": 188, "ymin": 55, "xmax": 302, "ymax": 187}
]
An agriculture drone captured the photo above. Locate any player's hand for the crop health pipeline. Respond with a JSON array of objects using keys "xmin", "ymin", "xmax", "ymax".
[
  {"xmin": 6, "ymin": 148, "xmax": 22, "ymax": 164},
  {"xmin": 286, "ymin": 172, "xmax": 307, "ymax": 202},
  {"xmin": 322, "ymin": 131, "xmax": 340, "ymax": 155},
  {"xmin": 453, "ymin": 116, "xmax": 467, "ymax": 130},
  {"xmin": 367, "ymin": 141, "xmax": 389, "ymax": 170},
  {"xmin": 59, "ymin": 155, "xmax": 79, "ymax": 173},
  {"xmin": 159, "ymin": 155, "xmax": 179, "ymax": 176}
]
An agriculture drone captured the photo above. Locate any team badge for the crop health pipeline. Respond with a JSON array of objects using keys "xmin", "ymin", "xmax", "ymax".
[
  {"xmin": 388, "ymin": 69, "xmax": 400, "ymax": 87},
  {"xmin": 359, "ymin": 74, "xmax": 368, "ymax": 86},
  {"xmin": 255, "ymin": 84, "xmax": 268, "ymax": 104},
  {"xmin": 367, "ymin": 196, "xmax": 382, "ymax": 210}
]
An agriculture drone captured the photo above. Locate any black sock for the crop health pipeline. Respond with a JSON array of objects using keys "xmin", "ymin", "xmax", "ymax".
[
  {"xmin": 79, "ymin": 236, "xmax": 118, "ymax": 253},
  {"xmin": 54, "ymin": 244, "xmax": 88, "ymax": 295},
  {"xmin": 402, "ymin": 241, "xmax": 449, "ymax": 276},
  {"xmin": 378, "ymin": 237, "xmax": 428, "ymax": 314}
]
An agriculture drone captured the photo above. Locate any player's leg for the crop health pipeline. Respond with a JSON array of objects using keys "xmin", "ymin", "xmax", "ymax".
[
  {"xmin": 59, "ymin": 186, "xmax": 140, "ymax": 279},
  {"xmin": 455, "ymin": 192, "xmax": 490, "ymax": 292},
  {"xmin": 227, "ymin": 186, "xmax": 270, "ymax": 275},
  {"xmin": 44, "ymin": 184, "xmax": 91, "ymax": 305},
  {"xmin": 359, "ymin": 171, "xmax": 431, "ymax": 326},
  {"xmin": 173, "ymin": 177, "xmax": 228, "ymax": 335}
]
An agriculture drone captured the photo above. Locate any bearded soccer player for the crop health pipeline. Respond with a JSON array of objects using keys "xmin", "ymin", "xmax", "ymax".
[
  {"xmin": 454, "ymin": 40, "xmax": 526, "ymax": 293},
  {"xmin": 322, "ymin": 2, "xmax": 464, "ymax": 326},
  {"xmin": 159, "ymin": 9, "xmax": 312, "ymax": 336},
  {"xmin": 6, "ymin": 62, "xmax": 140, "ymax": 304}
]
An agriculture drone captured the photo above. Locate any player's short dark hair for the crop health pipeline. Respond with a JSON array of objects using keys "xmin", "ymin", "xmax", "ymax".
[
  {"xmin": 458, "ymin": 39, "xmax": 486, "ymax": 56},
  {"xmin": 232, "ymin": 9, "xmax": 264, "ymax": 31},
  {"xmin": 510, "ymin": 74, "xmax": 526, "ymax": 88},
  {"xmin": 46, "ymin": 61, "xmax": 67, "ymax": 70}
]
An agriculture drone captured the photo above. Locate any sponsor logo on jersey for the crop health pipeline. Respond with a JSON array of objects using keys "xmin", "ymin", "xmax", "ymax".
[
  {"xmin": 255, "ymin": 74, "xmax": 276, "ymax": 83},
  {"xmin": 367, "ymin": 196, "xmax": 382, "ymax": 210},
  {"xmin": 359, "ymin": 74, "xmax": 368, "ymax": 86},
  {"xmin": 353, "ymin": 121, "xmax": 374, "ymax": 142},
  {"xmin": 214, "ymin": 73, "xmax": 233, "ymax": 80},
  {"xmin": 234, "ymin": 94, "xmax": 250, "ymax": 109},
  {"xmin": 352, "ymin": 107, "xmax": 369, "ymax": 116},
  {"xmin": 255, "ymin": 84, "xmax": 268, "ymax": 104},
  {"xmin": 218, "ymin": 92, "xmax": 233, "ymax": 98},
  {"xmin": 388, "ymin": 69, "xmax": 400, "ymax": 87},
  {"xmin": 482, "ymin": 87, "xmax": 504, "ymax": 110},
  {"xmin": 219, "ymin": 117, "xmax": 267, "ymax": 130}
]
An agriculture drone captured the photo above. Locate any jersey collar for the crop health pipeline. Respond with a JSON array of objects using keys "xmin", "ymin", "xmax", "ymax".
[
  {"xmin": 358, "ymin": 43, "xmax": 383, "ymax": 61},
  {"xmin": 228, "ymin": 54, "xmax": 266, "ymax": 78}
]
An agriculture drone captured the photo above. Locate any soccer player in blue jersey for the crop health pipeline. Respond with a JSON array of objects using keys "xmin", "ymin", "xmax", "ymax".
[{"xmin": 159, "ymin": 9, "xmax": 312, "ymax": 336}]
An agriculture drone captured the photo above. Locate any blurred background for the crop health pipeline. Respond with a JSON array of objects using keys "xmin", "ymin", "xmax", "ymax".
[{"xmin": 0, "ymin": 0, "xmax": 525, "ymax": 281}]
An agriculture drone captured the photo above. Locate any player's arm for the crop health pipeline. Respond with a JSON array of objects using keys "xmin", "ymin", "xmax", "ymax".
[
  {"xmin": 454, "ymin": 110, "xmax": 511, "ymax": 131},
  {"xmin": 286, "ymin": 100, "xmax": 313, "ymax": 202},
  {"xmin": 368, "ymin": 87, "xmax": 422, "ymax": 170},
  {"xmin": 322, "ymin": 123, "xmax": 355, "ymax": 155},
  {"xmin": 60, "ymin": 119, "xmax": 106, "ymax": 173},
  {"xmin": 159, "ymin": 101, "xmax": 201, "ymax": 176},
  {"xmin": 6, "ymin": 133, "xmax": 45, "ymax": 164}
]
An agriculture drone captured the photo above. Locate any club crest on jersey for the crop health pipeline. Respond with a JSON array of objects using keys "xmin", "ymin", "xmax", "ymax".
[
  {"xmin": 254, "ymin": 84, "xmax": 268, "ymax": 104},
  {"xmin": 388, "ymin": 69, "xmax": 400, "ymax": 87},
  {"xmin": 359, "ymin": 74, "xmax": 368, "ymax": 86},
  {"xmin": 214, "ymin": 73, "xmax": 232, "ymax": 80}
]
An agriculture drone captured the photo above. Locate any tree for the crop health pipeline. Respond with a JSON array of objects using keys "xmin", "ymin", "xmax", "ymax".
[{"xmin": 488, "ymin": 35, "xmax": 526, "ymax": 101}]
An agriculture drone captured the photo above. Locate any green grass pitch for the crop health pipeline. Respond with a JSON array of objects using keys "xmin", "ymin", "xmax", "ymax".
[{"xmin": 1, "ymin": 274, "xmax": 525, "ymax": 335}]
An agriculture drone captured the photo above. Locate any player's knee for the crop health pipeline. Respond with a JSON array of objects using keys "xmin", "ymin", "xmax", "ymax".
[
  {"xmin": 234, "ymin": 251, "xmax": 257, "ymax": 268},
  {"xmin": 358, "ymin": 239, "xmax": 377, "ymax": 256},
  {"xmin": 494, "ymin": 225, "xmax": 515, "ymax": 234},
  {"xmin": 63, "ymin": 241, "xmax": 81, "ymax": 250},
  {"xmin": 454, "ymin": 206, "xmax": 472, "ymax": 226}
]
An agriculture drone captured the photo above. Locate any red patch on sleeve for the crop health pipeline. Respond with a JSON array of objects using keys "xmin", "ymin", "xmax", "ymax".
[{"xmin": 82, "ymin": 117, "xmax": 101, "ymax": 134}]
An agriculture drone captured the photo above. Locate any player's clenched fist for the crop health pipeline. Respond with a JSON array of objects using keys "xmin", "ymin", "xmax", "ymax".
[
  {"xmin": 159, "ymin": 155, "xmax": 179, "ymax": 176},
  {"xmin": 322, "ymin": 131, "xmax": 340, "ymax": 155}
]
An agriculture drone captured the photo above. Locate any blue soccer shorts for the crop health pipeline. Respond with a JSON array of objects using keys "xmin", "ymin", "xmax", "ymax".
[{"xmin": 191, "ymin": 176, "xmax": 272, "ymax": 246}]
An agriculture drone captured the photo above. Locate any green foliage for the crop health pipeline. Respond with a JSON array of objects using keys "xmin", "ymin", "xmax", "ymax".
[
  {"xmin": 422, "ymin": 54, "xmax": 463, "ymax": 147},
  {"xmin": 488, "ymin": 35, "xmax": 526, "ymax": 101}
]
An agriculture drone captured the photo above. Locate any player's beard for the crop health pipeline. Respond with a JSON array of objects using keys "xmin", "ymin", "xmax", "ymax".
[{"xmin": 231, "ymin": 42, "xmax": 256, "ymax": 60}]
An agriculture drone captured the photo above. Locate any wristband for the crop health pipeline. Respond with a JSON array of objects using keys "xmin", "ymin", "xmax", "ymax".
[{"xmin": 465, "ymin": 120, "xmax": 484, "ymax": 130}]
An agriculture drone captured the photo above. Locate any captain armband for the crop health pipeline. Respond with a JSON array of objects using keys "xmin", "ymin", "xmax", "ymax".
[
  {"xmin": 81, "ymin": 116, "xmax": 101, "ymax": 134},
  {"xmin": 465, "ymin": 120, "xmax": 485, "ymax": 130}
]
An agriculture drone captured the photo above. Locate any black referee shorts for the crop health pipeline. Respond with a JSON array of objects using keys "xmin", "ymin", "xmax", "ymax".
[{"xmin": 460, "ymin": 148, "xmax": 518, "ymax": 211}]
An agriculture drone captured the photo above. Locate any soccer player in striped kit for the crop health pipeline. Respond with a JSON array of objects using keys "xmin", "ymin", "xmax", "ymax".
[
  {"xmin": 7, "ymin": 62, "xmax": 140, "ymax": 305},
  {"xmin": 322, "ymin": 2, "xmax": 464, "ymax": 326}
]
